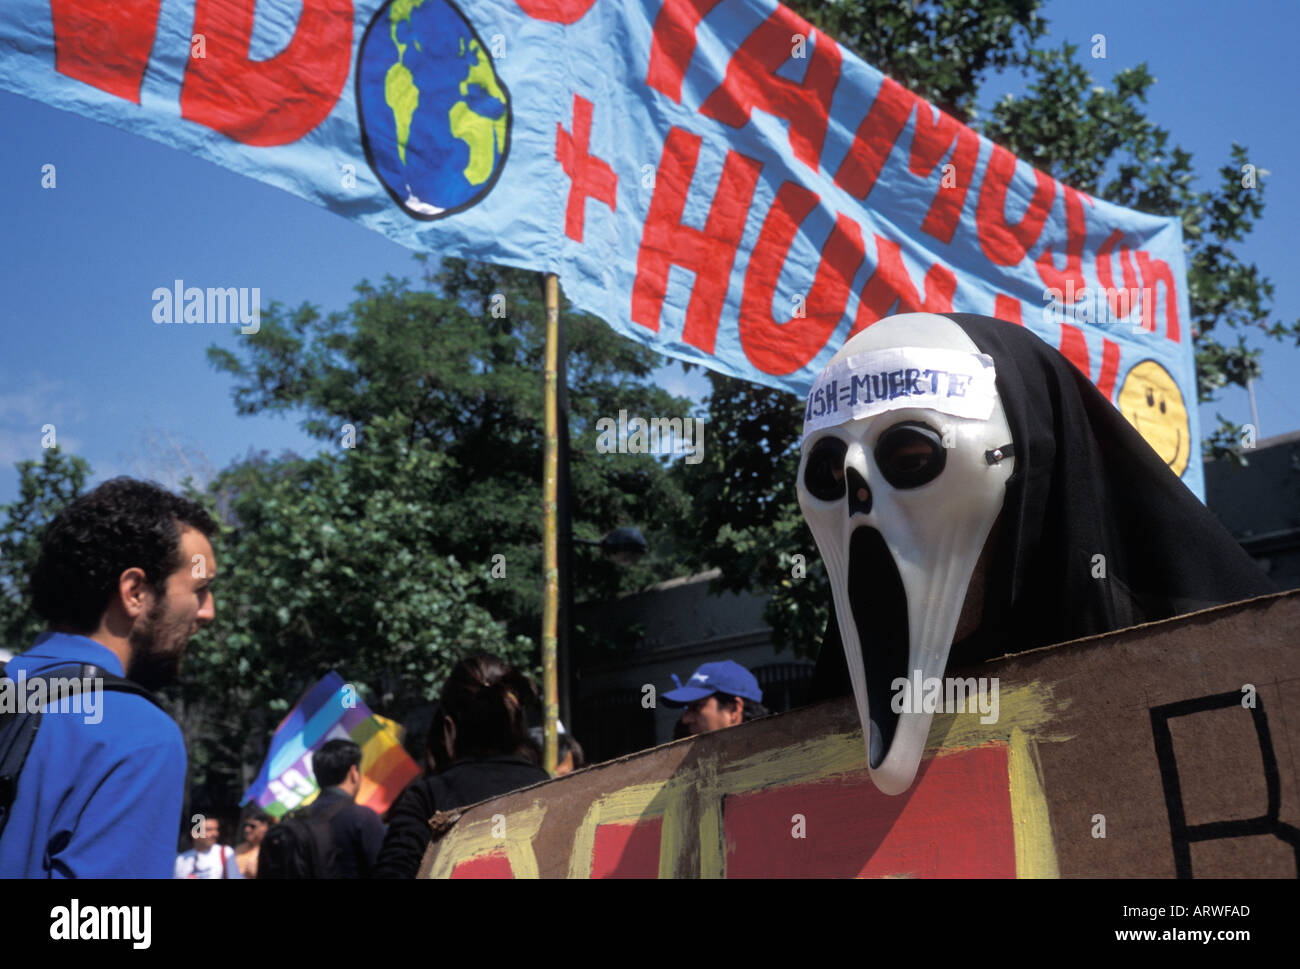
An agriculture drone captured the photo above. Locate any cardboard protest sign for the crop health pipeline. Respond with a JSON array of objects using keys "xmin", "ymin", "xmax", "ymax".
[{"xmin": 417, "ymin": 590, "xmax": 1300, "ymax": 878}]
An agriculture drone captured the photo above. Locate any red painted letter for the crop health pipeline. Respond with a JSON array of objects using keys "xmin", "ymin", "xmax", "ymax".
[
  {"xmin": 852, "ymin": 236, "xmax": 956, "ymax": 333},
  {"xmin": 993, "ymin": 294, "xmax": 1023, "ymax": 326},
  {"xmin": 1096, "ymin": 230, "xmax": 1141, "ymax": 323},
  {"xmin": 976, "ymin": 145, "xmax": 1056, "ymax": 267},
  {"xmin": 646, "ymin": 0, "xmax": 725, "ymax": 102},
  {"xmin": 1097, "ymin": 338, "xmax": 1121, "ymax": 400},
  {"xmin": 556, "ymin": 95, "xmax": 617, "ymax": 243},
  {"xmin": 698, "ymin": 6, "xmax": 841, "ymax": 174},
  {"xmin": 739, "ymin": 185, "xmax": 866, "ymax": 375},
  {"xmin": 1036, "ymin": 186, "xmax": 1093, "ymax": 299},
  {"xmin": 1137, "ymin": 251, "xmax": 1181, "ymax": 343},
  {"xmin": 1059, "ymin": 322, "xmax": 1090, "ymax": 376},
  {"xmin": 515, "ymin": 0, "xmax": 597, "ymax": 24},
  {"xmin": 631, "ymin": 127, "xmax": 763, "ymax": 354},
  {"xmin": 181, "ymin": 0, "xmax": 352, "ymax": 146},
  {"xmin": 1058, "ymin": 323, "xmax": 1119, "ymax": 400},
  {"xmin": 834, "ymin": 76, "xmax": 916, "ymax": 202},
  {"xmin": 908, "ymin": 103, "xmax": 980, "ymax": 245},
  {"xmin": 50, "ymin": 0, "xmax": 162, "ymax": 104}
]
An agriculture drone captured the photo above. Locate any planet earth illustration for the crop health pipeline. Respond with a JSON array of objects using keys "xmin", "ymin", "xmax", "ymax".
[{"xmin": 357, "ymin": 0, "xmax": 510, "ymax": 218}]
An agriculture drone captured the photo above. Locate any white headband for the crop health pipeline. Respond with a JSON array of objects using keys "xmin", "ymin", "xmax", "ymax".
[{"xmin": 802, "ymin": 346, "xmax": 999, "ymax": 441}]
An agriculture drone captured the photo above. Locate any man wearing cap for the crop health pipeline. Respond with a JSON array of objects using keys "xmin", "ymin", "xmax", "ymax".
[{"xmin": 663, "ymin": 660, "xmax": 767, "ymax": 736}]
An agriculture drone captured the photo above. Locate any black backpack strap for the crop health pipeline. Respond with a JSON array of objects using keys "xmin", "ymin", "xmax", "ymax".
[
  {"xmin": 0, "ymin": 662, "xmax": 42, "ymax": 834},
  {"xmin": 306, "ymin": 795, "xmax": 352, "ymax": 878},
  {"xmin": 313, "ymin": 797, "xmax": 351, "ymax": 824},
  {"xmin": 78, "ymin": 664, "xmax": 165, "ymax": 710},
  {"xmin": 0, "ymin": 659, "xmax": 165, "ymax": 840},
  {"xmin": 2, "ymin": 660, "xmax": 163, "ymax": 709}
]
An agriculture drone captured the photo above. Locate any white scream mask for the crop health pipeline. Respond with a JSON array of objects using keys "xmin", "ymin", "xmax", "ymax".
[{"xmin": 797, "ymin": 313, "xmax": 1015, "ymax": 795}]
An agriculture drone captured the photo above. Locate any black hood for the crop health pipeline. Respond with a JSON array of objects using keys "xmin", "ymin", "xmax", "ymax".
[{"xmin": 813, "ymin": 313, "xmax": 1275, "ymax": 697}]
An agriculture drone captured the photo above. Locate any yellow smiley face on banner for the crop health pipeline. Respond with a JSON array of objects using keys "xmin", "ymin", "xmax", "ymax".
[{"xmin": 1117, "ymin": 359, "xmax": 1190, "ymax": 477}]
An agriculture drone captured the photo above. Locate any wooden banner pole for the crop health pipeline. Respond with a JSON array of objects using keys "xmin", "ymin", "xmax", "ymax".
[{"xmin": 542, "ymin": 272, "xmax": 560, "ymax": 775}]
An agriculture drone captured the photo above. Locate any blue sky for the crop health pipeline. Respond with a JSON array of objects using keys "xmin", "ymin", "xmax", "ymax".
[{"xmin": 2, "ymin": 0, "xmax": 1297, "ymax": 507}]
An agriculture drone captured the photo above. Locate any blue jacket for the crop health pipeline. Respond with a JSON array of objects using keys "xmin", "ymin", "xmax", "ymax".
[{"xmin": 0, "ymin": 633, "xmax": 187, "ymax": 877}]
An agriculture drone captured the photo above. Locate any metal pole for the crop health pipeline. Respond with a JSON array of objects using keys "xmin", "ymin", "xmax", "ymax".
[{"xmin": 541, "ymin": 273, "xmax": 560, "ymax": 776}]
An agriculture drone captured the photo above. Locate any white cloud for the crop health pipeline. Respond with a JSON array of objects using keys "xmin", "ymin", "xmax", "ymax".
[
  {"xmin": 653, "ymin": 361, "xmax": 710, "ymax": 404},
  {"xmin": 0, "ymin": 374, "xmax": 84, "ymax": 472}
]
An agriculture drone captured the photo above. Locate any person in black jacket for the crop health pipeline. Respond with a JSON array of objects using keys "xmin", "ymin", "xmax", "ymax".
[
  {"xmin": 374, "ymin": 653, "xmax": 548, "ymax": 878},
  {"xmin": 309, "ymin": 739, "xmax": 387, "ymax": 878}
]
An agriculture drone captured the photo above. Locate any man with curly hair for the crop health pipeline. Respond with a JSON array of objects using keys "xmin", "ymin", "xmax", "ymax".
[{"xmin": 0, "ymin": 478, "xmax": 217, "ymax": 877}]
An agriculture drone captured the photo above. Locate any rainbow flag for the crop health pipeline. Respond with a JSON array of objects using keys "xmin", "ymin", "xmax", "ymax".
[{"xmin": 242, "ymin": 672, "xmax": 420, "ymax": 818}]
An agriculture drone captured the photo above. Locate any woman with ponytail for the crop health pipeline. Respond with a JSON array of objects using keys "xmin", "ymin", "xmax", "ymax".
[{"xmin": 373, "ymin": 653, "xmax": 549, "ymax": 878}]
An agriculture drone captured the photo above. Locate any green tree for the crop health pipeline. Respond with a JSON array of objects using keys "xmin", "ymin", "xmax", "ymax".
[
  {"xmin": 801, "ymin": 0, "xmax": 1046, "ymax": 123},
  {"xmin": 2, "ymin": 256, "xmax": 701, "ymax": 808},
  {"xmin": 181, "ymin": 258, "xmax": 700, "ymax": 802},
  {"xmin": 980, "ymin": 45, "xmax": 1293, "ymax": 456},
  {"xmin": 677, "ymin": 0, "xmax": 1297, "ymax": 656},
  {"xmin": 206, "ymin": 257, "xmax": 695, "ymax": 645},
  {"xmin": 176, "ymin": 413, "xmax": 532, "ymax": 803},
  {"xmin": 0, "ymin": 447, "xmax": 90, "ymax": 649}
]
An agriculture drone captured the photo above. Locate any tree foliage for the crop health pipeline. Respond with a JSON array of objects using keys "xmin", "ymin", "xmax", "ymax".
[
  {"xmin": 181, "ymin": 257, "xmax": 697, "ymax": 800},
  {"xmin": 177, "ymin": 413, "xmax": 533, "ymax": 802},
  {"xmin": 800, "ymin": 0, "xmax": 1045, "ymax": 123},
  {"xmin": 980, "ymin": 44, "xmax": 1295, "ymax": 456},
  {"xmin": 0, "ymin": 448, "xmax": 90, "ymax": 649},
  {"xmin": 2, "ymin": 258, "xmax": 698, "ymax": 806},
  {"xmin": 207, "ymin": 257, "xmax": 695, "ymax": 643}
]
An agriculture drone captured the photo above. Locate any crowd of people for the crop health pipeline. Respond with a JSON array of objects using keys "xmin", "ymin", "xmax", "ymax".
[
  {"xmin": 0, "ymin": 477, "xmax": 765, "ymax": 878},
  {"xmin": 173, "ymin": 656, "xmax": 768, "ymax": 879}
]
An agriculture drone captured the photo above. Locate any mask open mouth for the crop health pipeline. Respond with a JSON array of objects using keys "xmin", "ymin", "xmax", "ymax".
[
  {"xmin": 797, "ymin": 319, "xmax": 1016, "ymax": 794},
  {"xmin": 847, "ymin": 526, "xmax": 909, "ymax": 769}
]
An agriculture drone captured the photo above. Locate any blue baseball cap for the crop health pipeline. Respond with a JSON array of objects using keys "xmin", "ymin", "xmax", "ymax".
[{"xmin": 663, "ymin": 661, "xmax": 762, "ymax": 705}]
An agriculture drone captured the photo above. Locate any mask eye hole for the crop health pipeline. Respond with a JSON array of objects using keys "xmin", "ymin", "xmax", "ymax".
[
  {"xmin": 874, "ymin": 422, "xmax": 946, "ymax": 489},
  {"xmin": 804, "ymin": 436, "xmax": 847, "ymax": 501}
]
